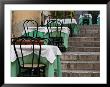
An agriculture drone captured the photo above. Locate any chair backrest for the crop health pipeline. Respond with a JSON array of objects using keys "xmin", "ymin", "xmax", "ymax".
[
  {"xmin": 47, "ymin": 19, "xmax": 61, "ymax": 27},
  {"xmin": 23, "ymin": 20, "xmax": 39, "ymax": 37},
  {"xmin": 83, "ymin": 18, "xmax": 89, "ymax": 25},
  {"xmin": 47, "ymin": 20, "xmax": 63, "ymax": 38},
  {"xmin": 12, "ymin": 36, "xmax": 42, "ymax": 70}
]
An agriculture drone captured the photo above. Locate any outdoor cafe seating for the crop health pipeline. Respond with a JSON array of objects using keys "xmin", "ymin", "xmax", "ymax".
[
  {"xmin": 11, "ymin": 36, "xmax": 62, "ymax": 77},
  {"xmin": 22, "ymin": 19, "xmax": 70, "ymax": 51},
  {"xmin": 11, "ymin": 20, "xmax": 63, "ymax": 77},
  {"xmin": 44, "ymin": 17, "xmax": 80, "ymax": 37},
  {"xmin": 11, "ymin": 36, "xmax": 46, "ymax": 77},
  {"xmin": 11, "ymin": 17, "xmax": 80, "ymax": 77},
  {"xmin": 46, "ymin": 20, "xmax": 65, "ymax": 51},
  {"xmin": 79, "ymin": 14, "xmax": 92, "ymax": 25}
]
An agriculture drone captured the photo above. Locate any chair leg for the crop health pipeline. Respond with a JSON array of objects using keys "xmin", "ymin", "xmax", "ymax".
[
  {"xmin": 43, "ymin": 68, "xmax": 45, "ymax": 77},
  {"xmin": 38, "ymin": 68, "xmax": 40, "ymax": 77}
]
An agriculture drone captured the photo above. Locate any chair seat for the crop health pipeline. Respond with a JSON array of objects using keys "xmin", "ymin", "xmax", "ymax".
[{"xmin": 21, "ymin": 64, "xmax": 45, "ymax": 68}]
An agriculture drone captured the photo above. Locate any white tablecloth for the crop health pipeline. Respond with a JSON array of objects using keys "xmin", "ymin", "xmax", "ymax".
[
  {"xmin": 11, "ymin": 45, "xmax": 62, "ymax": 63},
  {"xmin": 22, "ymin": 27, "xmax": 70, "ymax": 35},
  {"xmin": 60, "ymin": 19, "xmax": 77, "ymax": 24},
  {"xmin": 44, "ymin": 18, "xmax": 77, "ymax": 25},
  {"xmin": 79, "ymin": 14, "xmax": 92, "ymax": 19}
]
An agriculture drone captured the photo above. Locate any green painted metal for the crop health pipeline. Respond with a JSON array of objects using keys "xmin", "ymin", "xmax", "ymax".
[
  {"xmin": 79, "ymin": 17, "xmax": 92, "ymax": 25},
  {"xmin": 97, "ymin": 17, "xmax": 100, "ymax": 25},
  {"xmin": 24, "ymin": 30, "xmax": 69, "ymax": 49},
  {"xmin": 11, "ymin": 53, "xmax": 62, "ymax": 77}
]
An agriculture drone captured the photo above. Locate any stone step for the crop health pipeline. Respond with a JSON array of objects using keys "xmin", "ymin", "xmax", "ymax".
[
  {"xmin": 79, "ymin": 30, "xmax": 100, "ymax": 34},
  {"xmin": 80, "ymin": 28, "xmax": 100, "ymax": 30},
  {"xmin": 78, "ymin": 33, "xmax": 100, "ymax": 37},
  {"xmin": 80, "ymin": 30, "xmax": 100, "ymax": 34},
  {"xmin": 69, "ymin": 37, "xmax": 100, "ymax": 42},
  {"xmin": 61, "ymin": 52, "xmax": 100, "ymax": 61},
  {"xmin": 78, "ymin": 25, "xmax": 100, "ymax": 30},
  {"xmin": 62, "ymin": 70, "xmax": 100, "ymax": 77},
  {"xmin": 68, "ymin": 41, "xmax": 100, "ymax": 47},
  {"xmin": 67, "ymin": 47, "xmax": 100, "ymax": 52},
  {"xmin": 61, "ymin": 61, "xmax": 100, "ymax": 70}
]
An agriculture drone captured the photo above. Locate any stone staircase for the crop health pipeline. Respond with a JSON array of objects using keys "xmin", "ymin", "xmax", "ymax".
[{"xmin": 61, "ymin": 25, "xmax": 100, "ymax": 77}]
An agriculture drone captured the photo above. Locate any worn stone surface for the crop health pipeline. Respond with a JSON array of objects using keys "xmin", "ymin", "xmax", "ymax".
[
  {"xmin": 61, "ymin": 25, "xmax": 100, "ymax": 77},
  {"xmin": 61, "ymin": 61, "xmax": 100, "ymax": 70},
  {"xmin": 69, "ymin": 41, "xmax": 100, "ymax": 47},
  {"xmin": 78, "ymin": 25, "xmax": 100, "ymax": 30},
  {"xmin": 62, "ymin": 71, "xmax": 100, "ymax": 77},
  {"xmin": 61, "ymin": 52, "xmax": 100, "ymax": 61},
  {"xmin": 67, "ymin": 47, "xmax": 100, "ymax": 52},
  {"xmin": 69, "ymin": 37, "xmax": 100, "ymax": 42}
]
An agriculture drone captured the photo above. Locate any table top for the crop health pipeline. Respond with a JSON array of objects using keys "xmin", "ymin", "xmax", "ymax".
[
  {"xmin": 44, "ymin": 18, "xmax": 77, "ymax": 25},
  {"xmin": 61, "ymin": 19, "xmax": 77, "ymax": 24},
  {"xmin": 79, "ymin": 14, "xmax": 92, "ymax": 19},
  {"xmin": 22, "ymin": 27, "xmax": 70, "ymax": 35},
  {"xmin": 11, "ymin": 45, "xmax": 62, "ymax": 63}
]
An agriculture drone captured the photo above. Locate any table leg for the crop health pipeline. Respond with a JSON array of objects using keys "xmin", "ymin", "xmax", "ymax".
[
  {"xmin": 47, "ymin": 63, "xmax": 54, "ymax": 77},
  {"xmin": 57, "ymin": 55, "xmax": 62, "ymax": 77},
  {"xmin": 11, "ymin": 60, "xmax": 19, "ymax": 77}
]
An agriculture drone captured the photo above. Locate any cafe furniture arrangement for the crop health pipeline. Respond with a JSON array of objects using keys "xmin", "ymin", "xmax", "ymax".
[
  {"xmin": 10, "ymin": 15, "xmax": 85, "ymax": 77},
  {"xmin": 44, "ymin": 18, "xmax": 80, "ymax": 37},
  {"xmin": 11, "ymin": 19, "xmax": 67, "ymax": 77},
  {"xmin": 11, "ymin": 13, "xmax": 99, "ymax": 77},
  {"xmin": 22, "ymin": 19, "xmax": 70, "ymax": 51},
  {"xmin": 11, "ymin": 37, "xmax": 46, "ymax": 77},
  {"xmin": 79, "ymin": 14, "xmax": 92, "ymax": 25},
  {"xmin": 11, "ymin": 36, "xmax": 62, "ymax": 77},
  {"xmin": 60, "ymin": 18, "xmax": 79, "ymax": 37},
  {"xmin": 46, "ymin": 20, "xmax": 69, "ymax": 51}
]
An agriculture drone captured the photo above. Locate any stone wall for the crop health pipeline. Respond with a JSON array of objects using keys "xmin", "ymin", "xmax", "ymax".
[{"xmin": 11, "ymin": 11, "xmax": 42, "ymax": 37}]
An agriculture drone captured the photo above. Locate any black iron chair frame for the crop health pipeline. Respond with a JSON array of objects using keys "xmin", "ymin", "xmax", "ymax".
[
  {"xmin": 23, "ymin": 20, "xmax": 39, "ymax": 38},
  {"xmin": 46, "ymin": 20, "xmax": 65, "ymax": 52},
  {"xmin": 12, "ymin": 36, "xmax": 46, "ymax": 77}
]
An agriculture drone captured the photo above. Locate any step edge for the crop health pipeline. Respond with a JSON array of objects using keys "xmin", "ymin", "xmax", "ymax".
[
  {"xmin": 62, "ymin": 52, "xmax": 100, "ymax": 55},
  {"xmin": 62, "ymin": 70, "xmax": 100, "ymax": 73},
  {"xmin": 61, "ymin": 61, "xmax": 100, "ymax": 63}
]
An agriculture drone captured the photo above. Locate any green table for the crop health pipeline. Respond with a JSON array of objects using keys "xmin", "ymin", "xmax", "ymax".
[
  {"xmin": 23, "ymin": 30, "xmax": 69, "ymax": 49},
  {"xmin": 63, "ymin": 23, "xmax": 80, "ymax": 36},
  {"xmin": 11, "ymin": 49, "xmax": 62, "ymax": 77},
  {"xmin": 45, "ymin": 21, "xmax": 79, "ymax": 36},
  {"xmin": 79, "ymin": 17, "xmax": 92, "ymax": 25},
  {"xmin": 24, "ymin": 31, "xmax": 45, "ymax": 38}
]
